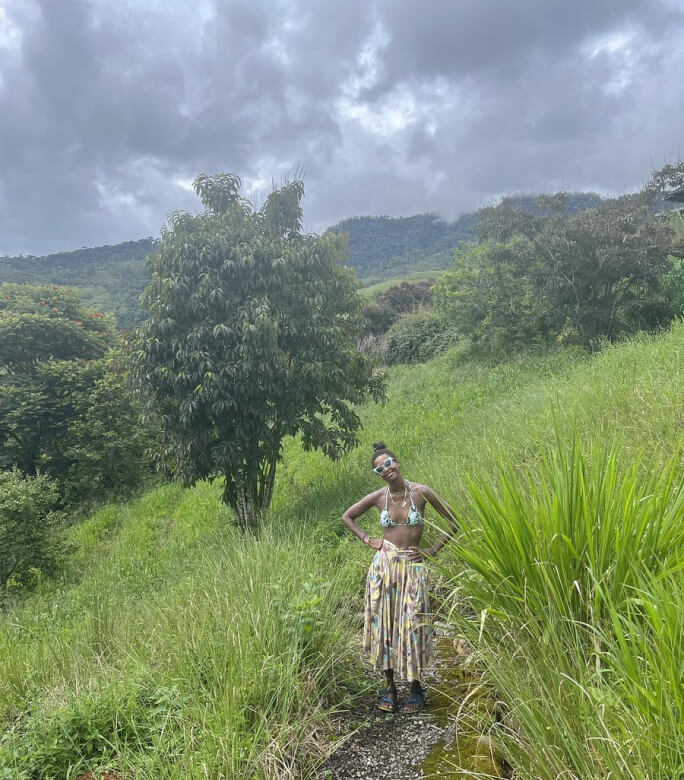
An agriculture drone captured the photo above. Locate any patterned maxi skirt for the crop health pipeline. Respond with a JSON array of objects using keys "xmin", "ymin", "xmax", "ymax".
[{"xmin": 363, "ymin": 539, "xmax": 434, "ymax": 680}]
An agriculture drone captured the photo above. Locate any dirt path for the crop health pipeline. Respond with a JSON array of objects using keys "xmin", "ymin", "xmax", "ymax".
[{"xmin": 321, "ymin": 639, "xmax": 509, "ymax": 779}]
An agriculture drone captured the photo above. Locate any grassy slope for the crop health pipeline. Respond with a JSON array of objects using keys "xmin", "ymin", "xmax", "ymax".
[{"xmin": 1, "ymin": 322, "xmax": 682, "ymax": 778}]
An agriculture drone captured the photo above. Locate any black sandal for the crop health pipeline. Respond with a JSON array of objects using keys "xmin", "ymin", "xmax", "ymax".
[
  {"xmin": 403, "ymin": 687, "xmax": 425, "ymax": 714},
  {"xmin": 378, "ymin": 686, "xmax": 398, "ymax": 713}
]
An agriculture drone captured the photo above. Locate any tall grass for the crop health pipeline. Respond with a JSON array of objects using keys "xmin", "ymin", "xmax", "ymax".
[
  {"xmin": 1, "ymin": 321, "xmax": 681, "ymax": 777},
  {"xmin": 0, "ymin": 484, "xmax": 368, "ymax": 778},
  {"xmin": 438, "ymin": 440, "xmax": 683, "ymax": 778}
]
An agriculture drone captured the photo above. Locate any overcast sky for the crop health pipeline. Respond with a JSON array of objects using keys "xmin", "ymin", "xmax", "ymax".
[{"xmin": 1, "ymin": 0, "xmax": 682, "ymax": 256}]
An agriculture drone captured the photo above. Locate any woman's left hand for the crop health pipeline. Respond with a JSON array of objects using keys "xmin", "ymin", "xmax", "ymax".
[{"xmin": 407, "ymin": 546, "xmax": 435, "ymax": 562}]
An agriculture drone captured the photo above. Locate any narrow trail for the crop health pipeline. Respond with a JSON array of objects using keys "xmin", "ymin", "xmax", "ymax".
[{"xmin": 322, "ymin": 637, "xmax": 509, "ymax": 779}]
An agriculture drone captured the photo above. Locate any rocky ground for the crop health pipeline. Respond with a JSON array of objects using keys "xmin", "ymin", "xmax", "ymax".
[
  {"xmin": 320, "ymin": 639, "xmax": 508, "ymax": 780},
  {"xmin": 321, "ymin": 673, "xmax": 447, "ymax": 780}
]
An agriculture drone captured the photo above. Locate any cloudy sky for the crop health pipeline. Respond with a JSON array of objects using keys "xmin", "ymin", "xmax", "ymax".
[{"xmin": 1, "ymin": 0, "xmax": 683, "ymax": 256}]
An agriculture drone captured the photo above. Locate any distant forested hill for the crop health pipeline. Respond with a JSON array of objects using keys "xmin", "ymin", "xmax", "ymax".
[
  {"xmin": 328, "ymin": 212, "xmax": 479, "ymax": 281},
  {"xmin": 0, "ymin": 238, "xmax": 157, "ymax": 327},
  {"xmin": 0, "ymin": 192, "xmax": 603, "ymax": 327},
  {"xmin": 329, "ymin": 192, "xmax": 603, "ymax": 283}
]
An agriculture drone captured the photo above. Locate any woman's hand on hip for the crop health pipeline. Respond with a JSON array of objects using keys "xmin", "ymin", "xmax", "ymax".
[
  {"xmin": 407, "ymin": 546, "xmax": 435, "ymax": 562},
  {"xmin": 367, "ymin": 537, "xmax": 384, "ymax": 550}
]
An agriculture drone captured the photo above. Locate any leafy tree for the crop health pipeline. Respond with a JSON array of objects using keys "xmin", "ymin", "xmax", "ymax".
[
  {"xmin": 437, "ymin": 169, "xmax": 681, "ymax": 352},
  {"xmin": 0, "ymin": 283, "xmax": 114, "ymax": 370},
  {"xmin": 0, "ymin": 284, "xmax": 150, "ymax": 505},
  {"xmin": 661, "ymin": 254, "xmax": 684, "ymax": 318},
  {"xmin": 644, "ymin": 161, "xmax": 684, "ymax": 197},
  {"xmin": 434, "ymin": 241, "xmax": 556, "ymax": 353},
  {"xmin": 130, "ymin": 173, "xmax": 384, "ymax": 530}
]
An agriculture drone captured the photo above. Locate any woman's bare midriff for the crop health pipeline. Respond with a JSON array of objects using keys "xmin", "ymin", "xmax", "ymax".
[{"xmin": 382, "ymin": 525, "xmax": 424, "ymax": 548}]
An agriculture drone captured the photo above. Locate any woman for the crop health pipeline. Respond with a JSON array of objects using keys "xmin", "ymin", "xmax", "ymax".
[{"xmin": 342, "ymin": 442, "xmax": 459, "ymax": 714}]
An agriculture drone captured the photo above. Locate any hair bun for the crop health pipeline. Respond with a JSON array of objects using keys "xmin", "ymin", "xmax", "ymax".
[{"xmin": 372, "ymin": 441, "xmax": 387, "ymax": 452}]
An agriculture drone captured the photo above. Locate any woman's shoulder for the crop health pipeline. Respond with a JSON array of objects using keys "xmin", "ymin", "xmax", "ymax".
[
  {"xmin": 409, "ymin": 482, "xmax": 435, "ymax": 498},
  {"xmin": 359, "ymin": 486, "xmax": 386, "ymax": 505}
]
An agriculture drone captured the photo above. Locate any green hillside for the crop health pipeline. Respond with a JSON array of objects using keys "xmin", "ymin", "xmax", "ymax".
[
  {"xmin": 1, "ymin": 321, "xmax": 681, "ymax": 778},
  {"xmin": 358, "ymin": 268, "xmax": 448, "ymax": 298},
  {"xmin": 327, "ymin": 212, "xmax": 479, "ymax": 282}
]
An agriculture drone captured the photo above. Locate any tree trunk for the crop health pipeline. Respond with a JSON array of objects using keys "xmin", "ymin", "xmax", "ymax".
[
  {"xmin": 233, "ymin": 484, "xmax": 263, "ymax": 531},
  {"xmin": 224, "ymin": 451, "xmax": 278, "ymax": 532}
]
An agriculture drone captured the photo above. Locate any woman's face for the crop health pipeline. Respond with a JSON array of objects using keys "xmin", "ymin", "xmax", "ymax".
[{"xmin": 373, "ymin": 453, "xmax": 401, "ymax": 482}]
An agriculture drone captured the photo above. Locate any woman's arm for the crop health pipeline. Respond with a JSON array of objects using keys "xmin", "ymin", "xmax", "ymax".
[
  {"xmin": 342, "ymin": 490, "xmax": 384, "ymax": 549},
  {"xmin": 416, "ymin": 484, "xmax": 460, "ymax": 556}
]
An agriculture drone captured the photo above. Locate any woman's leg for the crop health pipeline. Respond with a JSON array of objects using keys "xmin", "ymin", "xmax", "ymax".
[
  {"xmin": 378, "ymin": 668, "xmax": 397, "ymax": 712},
  {"xmin": 385, "ymin": 669, "xmax": 396, "ymax": 691}
]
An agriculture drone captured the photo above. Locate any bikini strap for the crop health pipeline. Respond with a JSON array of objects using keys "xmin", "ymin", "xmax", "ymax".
[{"xmin": 406, "ymin": 481, "xmax": 417, "ymax": 509}]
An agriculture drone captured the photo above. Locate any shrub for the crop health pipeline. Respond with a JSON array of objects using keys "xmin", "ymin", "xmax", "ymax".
[
  {"xmin": 362, "ymin": 279, "xmax": 435, "ymax": 336},
  {"xmin": 0, "ymin": 284, "xmax": 152, "ymax": 508},
  {"xmin": 435, "ymin": 171, "xmax": 684, "ymax": 354},
  {"xmin": 383, "ymin": 309, "xmax": 459, "ymax": 365},
  {"xmin": 0, "ymin": 469, "xmax": 60, "ymax": 594}
]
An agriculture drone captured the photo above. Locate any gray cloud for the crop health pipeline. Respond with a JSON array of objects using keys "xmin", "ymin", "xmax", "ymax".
[{"xmin": 0, "ymin": 0, "xmax": 682, "ymax": 255}]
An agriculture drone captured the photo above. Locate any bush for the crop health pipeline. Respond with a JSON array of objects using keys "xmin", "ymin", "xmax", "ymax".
[
  {"xmin": 435, "ymin": 174, "xmax": 683, "ymax": 354},
  {"xmin": 0, "ymin": 355, "xmax": 152, "ymax": 508},
  {"xmin": 383, "ymin": 309, "xmax": 459, "ymax": 365},
  {"xmin": 0, "ymin": 469, "xmax": 61, "ymax": 594},
  {"xmin": 362, "ymin": 279, "xmax": 435, "ymax": 336}
]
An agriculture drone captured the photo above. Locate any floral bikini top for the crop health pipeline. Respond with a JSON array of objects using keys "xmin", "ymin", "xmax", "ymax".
[{"xmin": 380, "ymin": 481, "xmax": 424, "ymax": 527}]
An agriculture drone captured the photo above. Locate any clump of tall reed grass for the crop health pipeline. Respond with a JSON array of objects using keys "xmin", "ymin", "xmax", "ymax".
[{"xmin": 440, "ymin": 437, "xmax": 683, "ymax": 779}]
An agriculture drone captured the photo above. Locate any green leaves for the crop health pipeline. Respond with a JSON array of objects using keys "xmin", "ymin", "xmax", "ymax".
[
  {"xmin": 0, "ymin": 284, "xmax": 152, "ymax": 509},
  {"xmin": 131, "ymin": 174, "xmax": 384, "ymax": 529},
  {"xmin": 0, "ymin": 469, "xmax": 60, "ymax": 592},
  {"xmin": 435, "ymin": 168, "xmax": 683, "ymax": 354},
  {"xmin": 0, "ymin": 283, "xmax": 116, "ymax": 371}
]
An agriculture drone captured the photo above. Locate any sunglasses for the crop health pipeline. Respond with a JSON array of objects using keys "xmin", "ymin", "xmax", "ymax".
[{"xmin": 373, "ymin": 456, "xmax": 397, "ymax": 475}]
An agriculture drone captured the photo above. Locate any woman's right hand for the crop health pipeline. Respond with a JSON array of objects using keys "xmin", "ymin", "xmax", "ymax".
[{"xmin": 367, "ymin": 537, "xmax": 384, "ymax": 550}]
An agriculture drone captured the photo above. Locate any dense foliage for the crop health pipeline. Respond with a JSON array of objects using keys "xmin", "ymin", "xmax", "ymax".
[
  {"xmin": 0, "ymin": 283, "xmax": 150, "ymax": 507},
  {"xmin": 0, "ymin": 469, "xmax": 60, "ymax": 594},
  {"xmin": 434, "ymin": 180, "xmax": 683, "ymax": 352},
  {"xmin": 131, "ymin": 173, "xmax": 384, "ymax": 530},
  {"xmin": 362, "ymin": 278, "xmax": 435, "ymax": 335},
  {"xmin": 382, "ymin": 308, "xmax": 459, "ymax": 365},
  {"xmin": 0, "ymin": 239, "xmax": 156, "ymax": 328}
]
